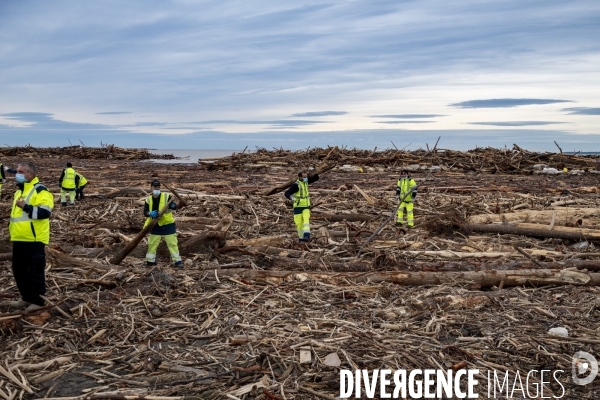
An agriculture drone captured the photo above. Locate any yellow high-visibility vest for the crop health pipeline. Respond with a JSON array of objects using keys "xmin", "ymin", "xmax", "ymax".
[
  {"xmin": 76, "ymin": 173, "xmax": 87, "ymax": 187},
  {"xmin": 143, "ymin": 192, "xmax": 175, "ymax": 228},
  {"xmin": 293, "ymin": 180, "xmax": 310, "ymax": 208},
  {"xmin": 9, "ymin": 177, "xmax": 54, "ymax": 244},
  {"xmin": 62, "ymin": 167, "xmax": 76, "ymax": 189},
  {"xmin": 397, "ymin": 177, "xmax": 417, "ymax": 198}
]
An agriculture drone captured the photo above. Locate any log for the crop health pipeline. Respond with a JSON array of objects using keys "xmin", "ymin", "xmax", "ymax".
[
  {"xmin": 109, "ymin": 201, "xmax": 172, "ymax": 265},
  {"xmin": 468, "ymin": 208, "xmax": 600, "ymax": 225},
  {"xmin": 179, "ymin": 231, "xmax": 227, "ymax": 255},
  {"xmin": 204, "ymin": 269, "xmax": 597, "ymax": 287},
  {"xmin": 470, "ymin": 223, "xmax": 600, "ymax": 241},
  {"xmin": 260, "ymin": 161, "xmax": 337, "ymax": 196},
  {"xmin": 312, "ymin": 213, "xmax": 374, "ymax": 222}
]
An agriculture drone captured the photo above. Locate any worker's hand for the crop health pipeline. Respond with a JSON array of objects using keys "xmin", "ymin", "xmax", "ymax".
[
  {"xmin": 149, "ymin": 210, "xmax": 158, "ymax": 218},
  {"xmin": 169, "ymin": 202, "xmax": 176, "ymax": 209},
  {"xmin": 16, "ymin": 199, "xmax": 25, "ymax": 209}
]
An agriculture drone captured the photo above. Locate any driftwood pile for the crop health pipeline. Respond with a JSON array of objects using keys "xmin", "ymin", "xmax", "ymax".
[
  {"xmin": 0, "ymin": 144, "xmax": 176, "ymax": 160},
  {"xmin": 200, "ymin": 144, "xmax": 600, "ymax": 175},
  {"xmin": 0, "ymin": 146, "xmax": 599, "ymax": 398}
]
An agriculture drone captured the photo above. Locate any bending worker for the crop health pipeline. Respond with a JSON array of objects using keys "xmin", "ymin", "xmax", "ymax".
[
  {"xmin": 396, "ymin": 169, "xmax": 417, "ymax": 227},
  {"xmin": 143, "ymin": 180, "xmax": 183, "ymax": 268},
  {"xmin": 58, "ymin": 162, "xmax": 79, "ymax": 206},
  {"xmin": 284, "ymin": 170, "xmax": 319, "ymax": 242},
  {"xmin": 75, "ymin": 171, "xmax": 88, "ymax": 201}
]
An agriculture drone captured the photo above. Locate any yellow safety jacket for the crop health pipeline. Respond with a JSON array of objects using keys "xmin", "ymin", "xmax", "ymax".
[
  {"xmin": 143, "ymin": 192, "xmax": 175, "ymax": 228},
  {"xmin": 397, "ymin": 177, "xmax": 417, "ymax": 201},
  {"xmin": 76, "ymin": 173, "xmax": 87, "ymax": 187},
  {"xmin": 9, "ymin": 177, "xmax": 54, "ymax": 244},
  {"xmin": 293, "ymin": 180, "xmax": 310, "ymax": 208},
  {"xmin": 62, "ymin": 167, "xmax": 77, "ymax": 189}
]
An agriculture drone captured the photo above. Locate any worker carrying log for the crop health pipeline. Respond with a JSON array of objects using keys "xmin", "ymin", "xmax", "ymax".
[
  {"xmin": 284, "ymin": 169, "xmax": 319, "ymax": 242},
  {"xmin": 58, "ymin": 162, "xmax": 79, "ymax": 206},
  {"xmin": 75, "ymin": 171, "xmax": 88, "ymax": 201},
  {"xmin": 396, "ymin": 169, "xmax": 417, "ymax": 227},
  {"xmin": 143, "ymin": 180, "xmax": 183, "ymax": 268}
]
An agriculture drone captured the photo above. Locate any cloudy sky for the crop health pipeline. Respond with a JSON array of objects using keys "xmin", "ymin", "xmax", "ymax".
[{"xmin": 1, "ymin": 0, "xmax": 599, "ymax": 151}]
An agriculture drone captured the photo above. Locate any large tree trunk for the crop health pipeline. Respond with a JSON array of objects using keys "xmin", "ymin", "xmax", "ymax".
[
  {"xmin": 470, "ymin": 223, "xmax": 600, "ymax": 241},
  {"xmin": 203, "ymin": 268, "xmax": 598, "ymax": 287}
]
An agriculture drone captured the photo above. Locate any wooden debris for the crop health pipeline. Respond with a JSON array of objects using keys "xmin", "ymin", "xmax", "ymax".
[{"xmin": 0, "ymin": 145, "xmax": 599, "ymax": 398}]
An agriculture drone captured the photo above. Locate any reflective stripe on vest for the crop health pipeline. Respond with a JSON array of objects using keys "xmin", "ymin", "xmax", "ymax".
[
  {"xmin": 144, "ymin": 192, "xmax": 175, "ymax": 228},
  {"xmin": 62, "ymin": 168, "xmax": 76, "ymax": 189},
  {"xmin": 293, "ymin": 180, "xmax": 310, "ymax": 208}
]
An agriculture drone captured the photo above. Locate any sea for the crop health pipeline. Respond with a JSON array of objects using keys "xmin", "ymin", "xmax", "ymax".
[{"xmin": 144, "ymin": 149, "xmax": 242, "ymax": 163}]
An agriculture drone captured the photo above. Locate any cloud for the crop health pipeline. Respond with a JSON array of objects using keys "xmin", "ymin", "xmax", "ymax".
[
  {"xmin": 291, "ymin": 111, "xmax": 347, "ymax": 117},
  {"xmin": 189, "ymin": 119, "xmax": 329, "ymax": 127},
  {"xmin": 371, "ymin": 114, "xmax": 444, "ymax": 119},
  {"xmin": 95, "ymin": 111, "xmax": 132, "ymax": 115},
  {"xmin": 450, "ymin": 99, "xmax": 572, "ymax": 108},
  {"xmin": 376, "ymin": 120, "xmax": 434, "ymax": 124},
  {"xmin": 468, "ymin": 121, "xmax": 567, "ymax": 126},
  {"xmin": 561, "ymin": 107, "xmax": 600, "ymax": 115}
]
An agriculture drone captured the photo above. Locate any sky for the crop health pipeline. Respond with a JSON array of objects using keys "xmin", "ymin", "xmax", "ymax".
[{"xmin": 0, "ymin": 0, "xmax": 599, "ymax": 151}]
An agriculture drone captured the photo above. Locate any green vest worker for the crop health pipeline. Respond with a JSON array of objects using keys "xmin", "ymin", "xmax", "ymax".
[
  {"xmin": 284, "ymin": 170, "xmax": 319, "ymax": 242},
  {"xmin": 58, "ymin": 162, "xmax": 80, "ymax": 206},
  {"xmin": 395, "ymin": 169, "xmax": 417, "ymax": 227},
  {"xmin": 8, "ymin": 162, "xmax": 54, "ymax": 312},
  {"xmin": 75, "ymin": 172, "xmax": 88, "ymax": 201},
  {"xmin": 143, "ymin": 180, "xmax": 183, "ymax": 268}
]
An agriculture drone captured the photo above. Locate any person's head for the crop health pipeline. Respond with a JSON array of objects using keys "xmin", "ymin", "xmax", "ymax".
[
  {"xmin": 66, "ymin": 162, "xmax": 73, "ymax": 168},
  {"xmin": 151, "ymin": 180, "xmax": 161, "ymax": 196},
  {"xmin": 16, "ymin": 162, "xmax": 36, "ymax": 183},
  {"xmin": 400, "ymin": 169, "xmax": 409, "ymax": 178},
  {"xmin": 298, "ymin": 171, "xmax": 308, "ymax": 182}
]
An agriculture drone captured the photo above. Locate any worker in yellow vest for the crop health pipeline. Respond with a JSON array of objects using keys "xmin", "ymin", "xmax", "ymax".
[
  {"xmin": 58, "ymin": 162, "xmax": 79, "ymax": 206},
  {"xmin": 284, "ymin": 170, "xmax": 319, "ymax": 242},
  {"xmin": 8, "ymin": 162, "xmax": 54, "ymax": 312},
  {"xmin": 143, "ymin": 180, "xmax": 183, "ymax": 268},
  {"xmin": 75, "ymin": 172, "xmax": 88, "ymax": 201},
  {"xmin": 396, "ymin": 170, "xmax": 417, "ymax": 227}
]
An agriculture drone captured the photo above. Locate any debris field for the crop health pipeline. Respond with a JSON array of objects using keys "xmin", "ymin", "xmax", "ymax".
[{"xmin": 0, "ymin": 144, "xmax": 599, "ymax": 399}]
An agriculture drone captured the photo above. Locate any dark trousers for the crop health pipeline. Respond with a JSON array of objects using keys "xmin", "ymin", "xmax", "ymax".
[
  {"xmin": 12, "ymin": 241, "xmax": 46, "ymax": 306},
  {"xmin": 76, "ymin": 184, "xmax": 86, "ymax": 200}
]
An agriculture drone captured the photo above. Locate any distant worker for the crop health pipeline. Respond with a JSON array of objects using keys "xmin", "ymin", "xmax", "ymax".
[
  {"xmin": 143, "ymin": 180, "xmax": 183, "ymax": 268},
  {"xmin": 58, "ymin": 162, "xmax": 79, "ymax": 206},
  {"xmin": 75, "ymin": 171, "xmax": 88, "ymax": 201},
  {"xmin": 396, "ymin": 169, "xmax": 417, "ymax": 227},
  {"xmin": 284, "ymin": 169, "xmax": 319, "ymax": 242},
  {"xmin": 1, "ymin": 164, "xmax": 17, "ymax": 198},
  {"xmin": 8, "ymin": 162, "xmax": 54, "ymax": 312}
]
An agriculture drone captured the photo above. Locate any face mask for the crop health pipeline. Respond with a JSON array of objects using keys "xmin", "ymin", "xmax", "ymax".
[
  {"xmin": 16, "ymin": 174, "xmax": 26, "ymax": 183},
  {"xmin": 303, "ymin": 178, "xmax": 308, "ymax": 183},
  {"xmin": 153, "ymin": 189, "xmax": 161, "ymax": 195}
]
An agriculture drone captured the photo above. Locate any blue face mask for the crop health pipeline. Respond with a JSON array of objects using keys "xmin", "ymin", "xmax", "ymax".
[
  {"xmin": 303, "ymin": 178, "xmax": 308, "ymax": 183},
  {"xmin": 153, "ymin": 189, "xmax": 161, "ymax": 196},
  {"xmin": 16, "ymin": 174, "xmax": 26, "ymax": 183}
]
